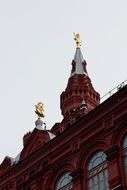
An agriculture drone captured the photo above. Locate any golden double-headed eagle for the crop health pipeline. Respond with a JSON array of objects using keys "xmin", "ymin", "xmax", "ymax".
[
  {"xmin": 35, "ymin": 102, "xmax": 45, "ymax": 118},
  {"xmin": 73, "ymin": 32, "xmax": 81, "ymax": 48}
]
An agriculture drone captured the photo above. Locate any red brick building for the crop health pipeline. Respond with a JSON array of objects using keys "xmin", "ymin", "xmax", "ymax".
[{"xmin": 0, "ymin": 40, "xmax": 127, "ymax": 190}]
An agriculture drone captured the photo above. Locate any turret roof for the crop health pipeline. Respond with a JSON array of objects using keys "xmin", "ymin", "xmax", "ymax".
[{"xmin": 70, "ymin": 47, "xmax": 88, "ymax": 77}]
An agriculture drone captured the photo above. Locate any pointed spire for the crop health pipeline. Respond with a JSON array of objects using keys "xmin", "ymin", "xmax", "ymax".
[
  {"xmin": 81, "ymin": 97, "xmax": 87, "ymax": 107},
  {"xmin": 71, "ymin": 33, "xmax": 88, "ymax": 77},
  {"xmin": 71, "ymin": 48, "xmax": 88, "ymax": 77},
  {"xmin": 80, "ymin": 97, "xmax": 87, "ymax": 111}
]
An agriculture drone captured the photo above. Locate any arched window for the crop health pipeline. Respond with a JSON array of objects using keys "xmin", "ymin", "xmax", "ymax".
[
  {"xmin": 88, "ymin": 152, "xmax": 109, "ymax": 190},
  {"xmin": 56, "ymin": 172, "xmax": 72, "ymax": 190},
  {"xmin": 123, "ymin": 136, "xmax": 127, "ymax": 180}
]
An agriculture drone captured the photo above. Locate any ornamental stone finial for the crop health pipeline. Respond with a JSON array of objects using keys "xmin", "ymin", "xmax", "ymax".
[
  {"xmin": 73, "ymin": 32, "xmax": 81, "ymax": 48},
  {"xmin": 35, "ymin": 102, "xmax": 46, "ymax": 129}
]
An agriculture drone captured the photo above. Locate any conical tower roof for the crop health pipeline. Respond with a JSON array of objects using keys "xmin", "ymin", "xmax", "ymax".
[{"xmin": 71, "ymin": 47, "xmax": 88, "ymax": 77}]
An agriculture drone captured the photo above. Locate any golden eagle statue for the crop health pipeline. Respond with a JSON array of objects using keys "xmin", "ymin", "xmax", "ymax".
[
  {"xmin": 73, "ymin": 32, "xmax": 81, "ymax": 48},
  {"xmin": 35, "ymin": 102, "xmax": 45, "ymax": 118}
]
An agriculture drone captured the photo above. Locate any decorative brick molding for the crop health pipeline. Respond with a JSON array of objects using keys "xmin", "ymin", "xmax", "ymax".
[
  {"xmin": 105, "ymin": 145, "xmax": 119, "ymax": 160},
  {"xmin": 105, "ymin": 145, "xmax": 122, "ymax": 189},
  {"xmin": 71, "ymin": 168, "xmax": 83, "ymax": 182}
]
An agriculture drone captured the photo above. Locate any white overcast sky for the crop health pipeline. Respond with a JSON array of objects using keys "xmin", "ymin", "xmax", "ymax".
[{"xmin": 0, "ymin": 0, "xmax": 127, "ymax": 163}]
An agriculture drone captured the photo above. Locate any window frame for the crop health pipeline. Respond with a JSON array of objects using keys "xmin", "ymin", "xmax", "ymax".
[
  {"xmin": 123, "ymin": 135, "xmax": 127, "ymax": 184},
  {"xmin": 87, "ymin": 152, "xmax": 109, "ymax": 190},
  {"xmin": 55, "ymin": 172, "xmax": 72, "ymax": 190}
]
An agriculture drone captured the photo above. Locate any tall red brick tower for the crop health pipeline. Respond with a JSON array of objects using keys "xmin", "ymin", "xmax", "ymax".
[{"xmin": 60, "ymin": 34, "xmax": 100, "ymax": 125}]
